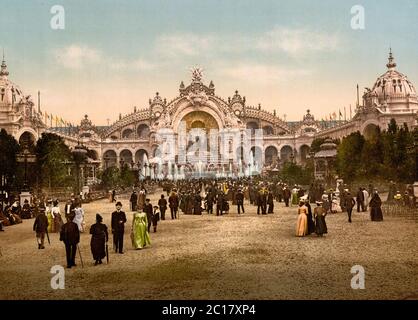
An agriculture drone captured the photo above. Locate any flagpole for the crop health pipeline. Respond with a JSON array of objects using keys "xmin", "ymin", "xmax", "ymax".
[
  {"xmin": 344, "ymin": 106, "xmax": 346, "ymax": 122},
  {"xmin": 38, "ymin": 91, "xmax": 41, "ymax": 113},
  {"xmin": 356, "ymin": 84, "xmax": 360, "ymax": 108}
]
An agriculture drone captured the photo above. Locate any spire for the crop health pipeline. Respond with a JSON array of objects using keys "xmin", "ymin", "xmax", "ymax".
[
  {"xmin": 0, "ymin": 49, "xmax": 9, "ymax": 77},
  {"xmin": 386, "ymin": 48, "xmax": 397, "ymax": 70}
]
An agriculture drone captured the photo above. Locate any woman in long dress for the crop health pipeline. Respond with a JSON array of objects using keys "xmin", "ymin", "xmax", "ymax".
[
  {"xmin": 137, "ymin": 189, "xmax": 146, "ymax": 211},
  {"xmin": 369, "ymin": 192, "xmax": 383, "ymax": 221},
  {"xmin": 73, "ymin": 203, "xmax": 85, "ymax": 232},
  {"xmin": 52, "ymin": 200, "xmax": 63, "ymax": 233},
  {"xmin": 314, "ymin": 202, "xmax": 328, "ymax": 236},
  {"xmin": 291, "ymin": 186, "xmax": 299, "ymax": 206},
  {"xmin": 46, "ymin": 201, "xmax": 55, "ymax": 233},
  {"xmin": 131, "ymin": 211, "xmax": 151, "ymax": 249},
  {"xmin": 296, "ymin": 201, "xmax": 308, "ymax": 237},
  {"xmin": 90, "ymin": 214, "xmax": 108, "ymax": 265}
]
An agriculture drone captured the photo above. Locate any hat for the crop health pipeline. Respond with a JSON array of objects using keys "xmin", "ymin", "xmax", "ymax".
[
  {"xmin": 96, "ymin": 214, "xmax": 103, "ymax": 222},
  {"xmin": 116, "ymin": 201, "xmax": 122, "ymax": 207}
]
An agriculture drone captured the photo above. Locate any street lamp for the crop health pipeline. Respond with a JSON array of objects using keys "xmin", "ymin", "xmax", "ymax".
[{"xmin": 72, "ymin": 141, "xmax": 87, "ymax": 196}]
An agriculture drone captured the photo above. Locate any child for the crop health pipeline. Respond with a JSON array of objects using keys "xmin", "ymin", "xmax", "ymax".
[{"xmin": 152, "ymin": 205, "xmax": 160, "ymax": 233}]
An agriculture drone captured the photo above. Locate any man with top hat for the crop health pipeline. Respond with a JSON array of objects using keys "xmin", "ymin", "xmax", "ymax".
[
  {"xmin": 111, "ymin": 201, "xmax": 127, "ymax": 254},
  {"xmin": 33, "ymin": 205, "xmax": 48, "ymax": 249},
  {"xmin": 60, "ymin": 213, "xmax": 80, "ymax": 268},
  {"xmin": 236, "ymin": 188, "xmax": 245, "ymax": 214}
]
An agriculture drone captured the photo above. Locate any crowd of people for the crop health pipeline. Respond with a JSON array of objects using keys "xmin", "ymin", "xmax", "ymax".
[{"xmin": 1, "ymin": 176, "xmax": 415, "ymax": 266}]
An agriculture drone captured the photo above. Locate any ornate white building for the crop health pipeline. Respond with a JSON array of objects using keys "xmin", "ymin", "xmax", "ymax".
[{"xmin": 0, "ymin": 51, "xmax": 417, "ymax": 179}]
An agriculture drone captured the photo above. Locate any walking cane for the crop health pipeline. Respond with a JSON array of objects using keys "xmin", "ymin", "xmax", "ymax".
[
  {"xmin": 106, "ymin": 243, "xmax": 109, "ymax": 264},
  {"xmin": 77, "ymin": 244, "xmax": 84, "ymax": 268}
]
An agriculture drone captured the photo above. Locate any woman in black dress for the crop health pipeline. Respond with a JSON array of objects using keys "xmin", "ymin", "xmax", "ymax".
[
  {"xmin": 304, "ymin": 199, "xmax": 316, "ymax": 235},
  {"xmin": 314, "ymin": 202, "xmax": 328, "ymax": 236},
  {"xmin": 369, "ymin": 192, "xmax": 383, "ymax": 221},
  {"xmin": 90, "ymin": 214, "xmax": 109, "ymax": 265}
]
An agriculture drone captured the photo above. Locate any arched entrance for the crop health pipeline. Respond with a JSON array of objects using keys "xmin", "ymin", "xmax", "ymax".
[
  {"xmin": 265, "ymin": 146, "xmax": 278, "ymax": 166},
  {"xmin": 18, "ymin": 131, "xmax": 36, "ymax": 150},
  {"xmin": 280, "ymin": 145, "xmax": 293, "ymax": 163},
  {"xmin": 120, "ymin": 149, "xmax": 133, "ymax": 167},
  {"xmin": 103, "ymin": 150, "xmax": 117, "ymax": 168},
  {"xmin": 135, "ymin": 149, "xmax": 149, "ymax": 164},
  {"xmin": 299, "ymin": 145, "xmax": 311, "ymax": 164}
]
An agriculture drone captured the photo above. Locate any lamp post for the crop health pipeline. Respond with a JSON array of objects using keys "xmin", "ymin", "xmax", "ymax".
[{"xmin": 72, "ymin": 141, "xmax": 87, "ymax": 196}]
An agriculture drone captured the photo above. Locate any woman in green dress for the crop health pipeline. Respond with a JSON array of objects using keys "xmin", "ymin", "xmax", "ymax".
[{"xmin": 131, "ymin": 211, "xmax": 151, "ymax": 250}]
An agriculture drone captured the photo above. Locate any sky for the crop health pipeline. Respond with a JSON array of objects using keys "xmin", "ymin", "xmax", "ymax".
[{"xmin": 1, "ymin": 0, "xmax": 417, "ymax": 125}]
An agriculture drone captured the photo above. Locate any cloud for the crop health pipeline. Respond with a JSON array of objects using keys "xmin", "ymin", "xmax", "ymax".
[
  {"xmin": 256, "ymin": 27, "xmax": 339, "ymax": 55},
  {"xmin": 54, "ymin": 44, "xmax": 155, "ymax": 72},
  {"xmin": 220, "ymin": 63, "xmax": 312, "ymax": 84},
  {"xmin": 153, "ymin": 27, "xmax": 339, "ymax": 59},
  {"xmin": 155, "ymin": 33, "xmax": 215, "ymax": 57},
  {"xmin": 54, "ymin": 44, "xmax": 102, "ymax": 69}
]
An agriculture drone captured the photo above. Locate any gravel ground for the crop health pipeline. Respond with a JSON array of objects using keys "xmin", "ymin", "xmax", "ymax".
[{"xmin": 0, "ymin": 189, "xmax": 417, "ymax": 300}]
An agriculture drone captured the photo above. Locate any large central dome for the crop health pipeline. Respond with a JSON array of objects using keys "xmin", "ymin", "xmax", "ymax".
[{"xmin": 370, "ymin": 50, "xmax": 418, "ymax": 111}]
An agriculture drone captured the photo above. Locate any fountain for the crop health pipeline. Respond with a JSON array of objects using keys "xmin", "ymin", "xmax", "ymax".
[
  {"xmin": 238, "ymin": 159, "xmax": 244, "ymax": 178},
  {"xmin": 180, "ymin": 165, "xmax": 185, "ymax": 180},
  {"xmin": 167, "ymin": 160, "xmax": 173, "ymax": 180},
  {"xmin": 174, "ymin": 163, "xmax": 179, "ymax": 181},
  {"xmin": 157, "ymin": 157, "xmax": 164, "ymax": 180},
  {"xmin": 143, "ymin": 154, "xmax": 150, "ymax": 177}
]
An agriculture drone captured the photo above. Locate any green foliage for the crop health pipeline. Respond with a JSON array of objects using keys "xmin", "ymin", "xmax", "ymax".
[
  {"xmin": 0, "ymin": 129, "xmax": 20, "ymax": 187},
  {"xmin": 336, "ymin": 119, "xmax": 416, "ymax": 183},
  {"xmin": 98, "ymin": 167, "xmax": 121, "ymax": 189},
  {"xmin": 336, "ymin": 131, "xmax": 365, "ymax": 181},
  {"xmin": 279, "ymin": 162, "xmax": 313, "ymax": 186},
  {"xmin": 119, "ymin": 164, "xmax": 136, "ymax": 187},
  {"xmin": 35, "ymin": 133, "xmax": 73, "ymax": 189}
]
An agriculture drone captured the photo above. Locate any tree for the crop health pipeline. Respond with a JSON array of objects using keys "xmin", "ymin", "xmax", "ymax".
[
  {"xmin": 35, "ymin": 133, "xmax": 73, "ymax": 190},
  {"xmin": 336, "ymin": 131, "xmax": 365, "ymax": 182},
  {"xmin": 0, "ymin": 129, "xmax": 20, "ymax": 189},
  {"xmin": 279, "ymin": 162, "xmax": 313, "ymax": 186},
  {"xmin": 360, "ymin": 126, "xmax": 384, "ymax": 177},
  {"xmin": 98, "ymin": 167, "xmax": 120, "ymax": 189},
  {"xmin": 119, "ymin": 164, "xmax": 136, "ymax": 187}
]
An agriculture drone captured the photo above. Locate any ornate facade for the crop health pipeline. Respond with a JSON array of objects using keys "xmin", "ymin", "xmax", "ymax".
[{"xmin": 0, "ymin": 51, "xmax": 417, "ymax": 179}]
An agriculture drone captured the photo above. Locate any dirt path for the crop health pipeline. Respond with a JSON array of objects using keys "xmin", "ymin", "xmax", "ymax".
[{"xmin": 0, "ymin": 189, "xmax": 417, "ymax": 300}]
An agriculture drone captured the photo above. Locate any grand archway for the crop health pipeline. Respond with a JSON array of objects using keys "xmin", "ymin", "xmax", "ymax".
[{"xmin": 181, "ymin": 111, "xmax": 219, "ymax": 133}]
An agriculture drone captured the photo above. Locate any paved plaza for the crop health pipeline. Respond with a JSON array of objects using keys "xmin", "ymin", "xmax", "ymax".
[{"xmin": 0, "ymin": 189, "xmax": 417, "ymax": 300}]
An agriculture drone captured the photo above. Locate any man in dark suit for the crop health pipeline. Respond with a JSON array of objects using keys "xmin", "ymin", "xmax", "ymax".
[
  {"xmin": 130, "ymin": 191, "xmax": 138, "ymax": 212},
  {"xmin": 60, "ymin": 214, "xmax": 80, "ymax": 268},
  {"xmin": 283, "ymin": 186, "xmax": 291, "ymax": 207},
  {"xmin": 158, "ymin": 194, "xmax": 167, "ymax": 220},
  {"xmin": 345, "ymin": 192, "xmax": 356, "ymax": 223},
  {"xmin": 111, "ymin": 202, "xmax": 127, "ymax": 254},
  {"xmin": 356, "ymin": 188, "xmax": 365, "ymax": 212},
  {"xmin": 236, "ymin": 189, "xmax": 245, "ymax": 214},
  {"xmin": 143, "ymin": 198, "xmax": 153, "ymax": 232},
  {"xmin": 33, "ymin": 206, "xmax": 48, "ymax": 249},
  {"xmin": 169, "ymin": 190, "xmax": 179, "ymax": 219},
  {"xmin": 64, "ymin": 199, "xmax": 75, "ymax": 219},
  {"xmin": 206, "ymin": 192, "xmax": 214, "ymax": 214}
]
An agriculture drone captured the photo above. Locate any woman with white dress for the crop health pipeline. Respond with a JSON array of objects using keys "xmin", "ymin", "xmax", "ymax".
[{"xmin": 73, "ymin": 202, "xmax": 85, "ymax": 232}]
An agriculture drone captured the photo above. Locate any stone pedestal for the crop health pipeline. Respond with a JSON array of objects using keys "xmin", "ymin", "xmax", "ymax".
[{"xmin": 20, "ymin": 191, "xmax": 32, "ymax": 205}]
